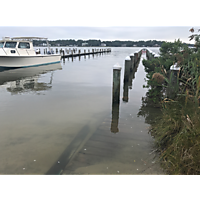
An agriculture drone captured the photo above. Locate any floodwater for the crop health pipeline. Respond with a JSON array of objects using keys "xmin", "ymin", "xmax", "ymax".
[{"xmin": 0, "ymin": 47, "xmax": 164, "ymax": 174}]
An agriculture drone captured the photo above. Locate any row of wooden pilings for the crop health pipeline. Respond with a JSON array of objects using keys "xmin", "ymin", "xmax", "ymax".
[
  {"xmin": 60, "ymin": 48, "xmax": 112, "ymax": 58},
  {"xmin": 145, "ymin": 48, "xmax": 160, "ymax": 60},
  {"xmin": 42, "ymin": 47, "xmax": 112, "ymax": 58},
  {"xmin": 110, "ymin": 49, "xmax": 143, "ymax": 133}
]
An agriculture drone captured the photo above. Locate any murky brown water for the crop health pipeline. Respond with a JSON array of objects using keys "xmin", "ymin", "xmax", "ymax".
[{"xmin": 0, "ymin": 47, "xmax": 164, "ymax": 174}]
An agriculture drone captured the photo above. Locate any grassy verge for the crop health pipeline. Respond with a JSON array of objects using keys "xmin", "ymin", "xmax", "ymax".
[
  {"xmin": 141, "ymin": 39, "xmax": 200, "ymax": 174},
  {"xmin": 150, "ymin": 98, "xmax": 200, "ymax": 174}
]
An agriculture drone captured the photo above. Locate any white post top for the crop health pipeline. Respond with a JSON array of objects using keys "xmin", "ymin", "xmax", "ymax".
[
  {"xmin": 134, "ymin": 51, "xmax": 139, "ymax": 53},
  {"xmin": 113, "ymin": 63, "xmax": 122, "ymax": 70},
  {"xmin": 170, "ymin": 63, "xmax": 180, "ymax": 71},
  {"xmin": 130, "ymin": 53, "xmax": 134, "ymax": 56},
  {"xmin": 125, "ymin": 56, "xmax": 131, "ymax": 60},
  {"xmin": 154, "ymin": 54, "xmax": 160, "ymax": 57}
]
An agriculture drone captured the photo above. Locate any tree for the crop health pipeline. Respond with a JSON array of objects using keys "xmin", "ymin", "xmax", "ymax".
[{"xmin": 189, "ymin": 27, "xmax": 200, "ymax": 50}]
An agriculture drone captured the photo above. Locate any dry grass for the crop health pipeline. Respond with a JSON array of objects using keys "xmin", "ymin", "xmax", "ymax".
[
  {"xmin": 152, "ymin": 73, "xmax": 165, "ymax": 84},
  {"xmin": 151, "ymin": 98, "xmax": 200, "ymax": 175}
]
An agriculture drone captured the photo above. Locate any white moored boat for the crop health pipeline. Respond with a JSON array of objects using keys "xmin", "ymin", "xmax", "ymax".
[{"xmin": 0, "ymin": 37, "xmax": 61, "ymax": 68}]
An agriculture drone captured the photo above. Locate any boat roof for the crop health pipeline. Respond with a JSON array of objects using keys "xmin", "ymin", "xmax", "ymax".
[{"xmin": 11, "ymin": 37, "xmax": 48, "ymax": 41}]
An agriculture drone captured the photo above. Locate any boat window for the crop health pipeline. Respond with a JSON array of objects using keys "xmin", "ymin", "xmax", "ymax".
[
  {"xmin": 18, "ymin": 42, "xmax": 30, "ymax": 49},
  {"xmin": 4, "ymin": 42, "xmax": 17, "ymax": 48},
  {"xmin": 0, "ymin": 42, "xmax": 4, "ymax": 48}
]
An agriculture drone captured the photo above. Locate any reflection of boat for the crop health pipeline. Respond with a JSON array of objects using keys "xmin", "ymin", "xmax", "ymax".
[
  {"xmin": 0, "ymin": 37, "xmax": 61, "ymax": 68},
  {"xmin": 0, "ymin": 63, "xmax": 62, "ymax": 94}
]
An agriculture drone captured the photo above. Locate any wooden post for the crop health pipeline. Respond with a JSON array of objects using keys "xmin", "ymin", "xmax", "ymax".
[
  {"xmin": 129, "ymin": 53, "xmax": 135, "ymax": 72},
  {"xmin": 124, "ymin": 56, "xmax": 131, "ymax": 82},
  {"xmin": 78, "ymin": 49, "xmax": 81, "ymax": 55},
  {"xmin": 134, "ymin": 51, "xmax": 139, "ymax": 65},
  {"xmin": 122, "ymin": 56, "xmax": 131, "ymax": 102},
  {"xmin": 62, "ymin": 50, "xmax": 65, "ymax": 62},
  {"xmin": 111, "ymin": 64, "xmax": 121, "ymax": 133},
  {"xmin": 167, "ymin": 64, "xmax": 180, "ymax": 99},
  {"xmin": 112, "ymin": 64, "xmax": 122, "ymax": 104}
]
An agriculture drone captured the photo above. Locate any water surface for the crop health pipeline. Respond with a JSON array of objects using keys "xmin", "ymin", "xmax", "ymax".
[{"xmin": 0, "ymin": 47, "xmax": 163, "ymax": 174}]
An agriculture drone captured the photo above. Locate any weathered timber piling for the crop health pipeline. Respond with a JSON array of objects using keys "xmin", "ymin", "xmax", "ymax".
[
  {"xmin": 134, "ymin": 51, "xmax": 139, "ymax": 65},
  {"xmin": 111, "ymin": 64, "xmax": 121, "ymax": 133},
  {"xmin": 112, "ymin": 64, "xmax": 122, "ymax": 104},
  {"xmin": 62, "ymin": 50, "xmax": 65, "ymax": 63},
  {"xmin": 166, "ymin": 63, "xmax": 180, "ymax": 99},
  {"xmin": 122, "ymin": 56, "xmax": 131, "ymax": 102},
  {"xmin": 129, "ymin": 53, "xmax": 135, "ymax": 72},
  {"xmin": 145, "ymin": 48, "xmax": 160, "ymax": 60},
  {"xmin": 124, "ymin": 56, "xmax": 131, "ymax": 82},
  {"xmin": 61, "ymin": 48, "xmax": 111, "ymax": 58}
]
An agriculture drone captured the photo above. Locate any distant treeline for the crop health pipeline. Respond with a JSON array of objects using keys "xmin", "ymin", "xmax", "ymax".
[{"xmin": 33, "ymin": 39, "xmax": 194, "ymax": 47}]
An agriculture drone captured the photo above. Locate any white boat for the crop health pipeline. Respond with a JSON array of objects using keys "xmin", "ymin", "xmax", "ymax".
[{"xmin": 0, "ymin": 37, "xmax": 61, "ymax": 68}]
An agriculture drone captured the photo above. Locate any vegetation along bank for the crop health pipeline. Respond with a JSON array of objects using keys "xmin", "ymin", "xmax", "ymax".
[{"xmin": 141, "ymin": 28, "xmax": 200, "ymax": 175}]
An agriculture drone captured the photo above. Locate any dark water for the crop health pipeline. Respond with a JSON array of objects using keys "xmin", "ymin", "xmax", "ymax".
[{"xmin": 0, "ymin": 47, "xmax": 164, "ymax": 174}]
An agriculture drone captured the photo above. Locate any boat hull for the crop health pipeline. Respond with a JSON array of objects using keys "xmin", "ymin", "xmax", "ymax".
[{"xmin": 0, "ymin": 54, "xmax": 61, "ymax": 68}]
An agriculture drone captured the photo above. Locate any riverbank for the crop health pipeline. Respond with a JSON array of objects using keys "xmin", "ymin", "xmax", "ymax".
[{"xmin": 142, "ymin": 39, "xmax": 200, "ymax": 175}]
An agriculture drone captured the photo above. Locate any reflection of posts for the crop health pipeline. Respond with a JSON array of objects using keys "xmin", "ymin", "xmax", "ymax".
[
  {"xmin": 111, "ymin": 64, "xmax": 121, "ymax": 133},
  {"xmin": 111, "ymin": 101, "xmax": 120, "ymax": 133},
  {"xmin": 123, "ymin": 79, "xmax": 129, "ymax": 102}
]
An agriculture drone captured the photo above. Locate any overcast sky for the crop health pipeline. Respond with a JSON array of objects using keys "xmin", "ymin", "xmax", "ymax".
[{"xmin": 0, "ymin": 25, "xmax": 200, "ymax": 44}]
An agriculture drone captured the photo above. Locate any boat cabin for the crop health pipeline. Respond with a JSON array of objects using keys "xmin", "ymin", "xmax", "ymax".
[{"xmin": 0, "ymin": 37, "xmax": 48, "ymax": 56}]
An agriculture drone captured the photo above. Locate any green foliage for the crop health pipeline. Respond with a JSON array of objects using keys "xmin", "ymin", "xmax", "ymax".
[
  {"xmin": 151, "ymin": 99, "xmax": 200, "ymax": 174},
  {"xmin": 141, "ymin": 37, "xmax": 200, "ymax": 174}
]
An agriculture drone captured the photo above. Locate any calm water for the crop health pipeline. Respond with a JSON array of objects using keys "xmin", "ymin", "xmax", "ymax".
[{"xmin": 0, "ymin": 47, "xmax": 164, "ymax": 174}]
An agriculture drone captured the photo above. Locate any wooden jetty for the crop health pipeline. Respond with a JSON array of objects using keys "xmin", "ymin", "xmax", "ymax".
[
  {"xmin": 41, "ymin": 47, "xmax": 112, "ymax": 58},
  {"xmin": 60, "ymin": 48, "xmax": 112, "ymax": 58}
]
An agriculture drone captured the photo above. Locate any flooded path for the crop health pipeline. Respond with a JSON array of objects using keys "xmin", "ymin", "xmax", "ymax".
[{"xmin": 0, "ymin": 47, "xmax": 164, "ymax": 174}]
